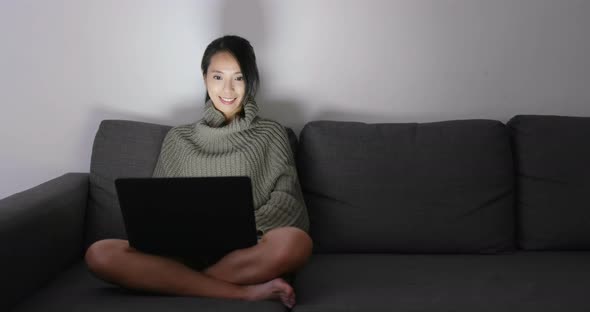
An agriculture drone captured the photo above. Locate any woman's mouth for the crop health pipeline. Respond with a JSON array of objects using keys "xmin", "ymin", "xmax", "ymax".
[{"xmin": 219, "ymin": 96, "xmax": 237, "ymax": 105}]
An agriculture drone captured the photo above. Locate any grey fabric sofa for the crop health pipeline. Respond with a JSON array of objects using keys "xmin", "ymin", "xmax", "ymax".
[{"xmin": 2, "ymin": 115, "xmax": 590, "ymax": 311}]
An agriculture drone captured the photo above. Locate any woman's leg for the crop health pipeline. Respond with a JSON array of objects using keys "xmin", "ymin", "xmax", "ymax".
[
  {"xmin": 84, "ymin": 239, "xmax": 295, "ymax": 307},
  {"xmin": 204, "ymin": 226, "xmax": 313, "ymax": 285}
]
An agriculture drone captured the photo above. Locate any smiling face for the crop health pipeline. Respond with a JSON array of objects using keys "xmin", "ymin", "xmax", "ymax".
[{"xmin": 204, "ymin": 51, "xmax": 246, "ymax": 122}]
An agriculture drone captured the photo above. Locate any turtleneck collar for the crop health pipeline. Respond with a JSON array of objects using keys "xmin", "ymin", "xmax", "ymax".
[{"xmin": 193, "ymin": 98, "xmax": 259, "ymax": 152}]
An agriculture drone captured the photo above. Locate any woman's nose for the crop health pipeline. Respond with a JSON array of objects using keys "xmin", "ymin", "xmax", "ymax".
[{"xmin": 223, "ymin": 80, "xmax": 234, "ymax": 92}]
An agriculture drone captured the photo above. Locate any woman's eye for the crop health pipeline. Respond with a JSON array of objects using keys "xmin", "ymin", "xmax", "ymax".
[
  {"xmin": 235, "ymin": 76, "xmax": 244, "ymax": 81},
  {"xmin": 213, "ymin": 75, "xmax": 222, "ymax": 80}
]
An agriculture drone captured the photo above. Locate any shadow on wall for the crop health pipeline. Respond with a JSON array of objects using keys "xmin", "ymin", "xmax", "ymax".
[
  {"xmin": 220, "ymin": 0, "xmax": 267, "ymax": 51},
  {"xmin": 75, "ymin": 102, "xmax": 200, "ymax": 181},
  {"xmin": 87, "ymin": 99, "xmax": 203, "ymax": 131},
  {"xmin": 218, "ymin": 0, "xmax": 304, "ymax": 132},
  {"xmin": 87, "ymin": 0, "xmax": 305, "ymax": 136}
]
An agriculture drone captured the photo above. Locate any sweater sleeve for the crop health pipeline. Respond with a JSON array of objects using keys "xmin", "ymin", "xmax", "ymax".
[
  {"xmin": 254, "ymin": 126, "xmax": 310, "ymax": 234},
  {"xmin": 152, "ymin": 129, "xmax": 175, "ymax": 177}
]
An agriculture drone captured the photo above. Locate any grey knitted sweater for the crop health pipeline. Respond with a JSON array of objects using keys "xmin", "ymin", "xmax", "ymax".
[{"xmin": 152, "ymin": 99, "xmax": 309, "ymax": 234}]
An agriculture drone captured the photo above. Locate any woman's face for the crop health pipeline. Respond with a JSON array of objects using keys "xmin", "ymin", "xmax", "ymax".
[{"xmin": 204, "ymin": 51, "xmax": 246, "ymax": 122}]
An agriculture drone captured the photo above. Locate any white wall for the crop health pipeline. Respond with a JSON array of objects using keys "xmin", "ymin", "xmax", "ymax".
[{"xmin": 1, "ymin": 0, "xmax": 590, "ymax": 199}]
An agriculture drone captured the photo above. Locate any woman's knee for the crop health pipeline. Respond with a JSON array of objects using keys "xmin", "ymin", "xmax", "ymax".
[
  {"xmin": 264, "ymin": 227, "xmax": 313, "ymax": 271},
  {"xmin": 84, "ymin": 239, "xmax": 129, "ymax": 275}
]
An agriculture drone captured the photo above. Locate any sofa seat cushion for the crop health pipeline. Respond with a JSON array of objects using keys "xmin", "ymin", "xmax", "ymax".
[
  {"xmin": 13, "ymin": 262, "xmax": 287, "ymax": 312},
  {"xmin": 292, "ymin": 252, "xmax": 590, "ymax": 312}
]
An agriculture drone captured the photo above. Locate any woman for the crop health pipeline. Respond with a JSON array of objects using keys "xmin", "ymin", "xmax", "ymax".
[{"xmin": 85, "ymin": 35, "xmax": 312, "ymax": 308}]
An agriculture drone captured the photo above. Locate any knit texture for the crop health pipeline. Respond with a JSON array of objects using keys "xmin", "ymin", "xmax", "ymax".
[{"xmin": 152, "ymin": 99, "xmax": 309, "ymax": 234}]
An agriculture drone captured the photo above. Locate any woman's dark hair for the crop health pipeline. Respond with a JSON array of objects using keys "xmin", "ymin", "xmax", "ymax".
[{"xmin": 201, "ymin": 35, "xmax": 260, "ymax": 104}]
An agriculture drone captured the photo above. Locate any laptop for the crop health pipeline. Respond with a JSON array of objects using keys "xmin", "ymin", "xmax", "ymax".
[{"xmin": 114, "ymin": 176, "xmax": 258, "ymax": 262}]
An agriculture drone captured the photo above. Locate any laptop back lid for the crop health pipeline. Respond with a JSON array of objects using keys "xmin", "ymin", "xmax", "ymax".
[{"xmin": 115, "ymin": 176, "xmax": 257, "ymax": 260}]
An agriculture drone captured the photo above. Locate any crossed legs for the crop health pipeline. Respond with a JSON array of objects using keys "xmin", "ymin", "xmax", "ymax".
[{"xmin": 85, "ymin": 227, "xmax": 312, "ymax": 308}]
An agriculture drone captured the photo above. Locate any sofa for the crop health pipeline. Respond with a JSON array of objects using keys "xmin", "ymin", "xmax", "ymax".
[{"xmin": 2, "ymin": 115, "xmax": 590, "ymax": 311}]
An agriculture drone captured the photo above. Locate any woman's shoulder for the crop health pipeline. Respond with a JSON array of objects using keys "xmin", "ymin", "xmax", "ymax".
[
  {"xmin": 252, "ymin": 117, "xmax": 290, "ymax": 140},
  {"xmin": 162, "ymin": 123, "xmax": 195, "ymax": 144},
  {"xmin": 169, "ymin": 123, "xmax": 195, "ymax": 133},
  {"xmin": 253, "ymin": 117, "xmax": 288, "ymax": 133},
  {"xmin": 250, "ymin": 118, "xmax": 296, "ymax": 157}
]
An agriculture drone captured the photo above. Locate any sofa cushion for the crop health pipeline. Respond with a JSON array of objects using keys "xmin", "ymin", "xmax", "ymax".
[
  {"xmin": 86, "ymin": 119, "xmax": 299, "ymax": 247},
  {"xmin": 292, "ymin": 252, "xmax": 590, "ymax": 312},
  {"xmin": 86, "ymin": 120, "xmax": 171, "ymax": 246},
  {"xmin": 297, "ymin": 120, "xmax": 515, "ymax": 253},
  {"xmin": 508, "ymin": 115, "xmax": 590, "ymax": 250},
  {"xmin": 12, "ymin": 262, "xmax": 286, "ymax": 312}
]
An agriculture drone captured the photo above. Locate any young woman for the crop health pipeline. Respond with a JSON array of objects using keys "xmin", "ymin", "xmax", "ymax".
[{"xmin": 84, "ymin": 35, "xmax": 312, "ymax": 308}]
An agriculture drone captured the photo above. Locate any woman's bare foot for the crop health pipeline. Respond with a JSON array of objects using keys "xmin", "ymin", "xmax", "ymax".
[{"xmin": 243, "ymin": 278, "xmax": 296, "ymax": 308}]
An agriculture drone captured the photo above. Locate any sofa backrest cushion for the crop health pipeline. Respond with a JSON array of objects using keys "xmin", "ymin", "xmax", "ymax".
[
  {"xmin": 86, "ymin": 119, "xmax": 299, "ymax": 247},
  {"xmin": 86, "ymin": 120, "xmax": 171, "ymax": 246},
  {"xmin": 508, "ymin": 115, "xmax": 590, "ymax": 250},
  {"xmin": 297, "ymin": 120, "xmax": 515, "ymax": 254}
]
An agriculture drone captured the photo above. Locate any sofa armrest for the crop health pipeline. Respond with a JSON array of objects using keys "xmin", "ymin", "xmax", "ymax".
[{"xmin": 0, "ymin": 173, "xmax": 88, "ymax": 311}]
